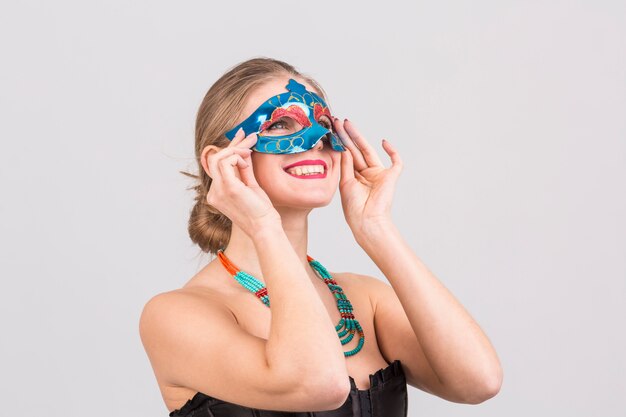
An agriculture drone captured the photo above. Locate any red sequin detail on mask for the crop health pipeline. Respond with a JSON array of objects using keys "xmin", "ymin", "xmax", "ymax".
[{"xmin": 313, "ymin": 103, "xmax": 332, "ymax": 122}]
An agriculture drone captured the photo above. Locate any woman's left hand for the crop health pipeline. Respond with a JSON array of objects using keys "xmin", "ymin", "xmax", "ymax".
[{"xmin": 333, "ymin": 117, "xmax": 404, "ymax": 241}]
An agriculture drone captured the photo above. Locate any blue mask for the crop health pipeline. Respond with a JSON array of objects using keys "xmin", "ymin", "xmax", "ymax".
[{"xmin": 224, "ymin": 79, "xmax": 347, "ymax": 154}]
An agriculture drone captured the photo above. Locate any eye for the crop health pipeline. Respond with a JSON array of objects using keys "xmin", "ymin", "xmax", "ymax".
[
  {"xmin": 317, "ymin": 115, "xmax": 333, "ymax": 130},
  {"xmin": 267, "ymin": 119, "xmax": 288, "ymax": 130},
  {"xmin": 265, "ymin": 116, "xmax": 299, "ymax": 133}
]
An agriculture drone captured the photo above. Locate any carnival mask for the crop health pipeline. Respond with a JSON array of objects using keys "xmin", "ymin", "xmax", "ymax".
[{"xmin": 224, "ymin": 78, "xmax": 347, "ymax": 154}]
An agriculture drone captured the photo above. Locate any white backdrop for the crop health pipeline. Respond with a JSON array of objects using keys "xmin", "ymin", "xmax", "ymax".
[{"xmin": 1, "ymin": 1, "xmax": 624, "ymax": 416}]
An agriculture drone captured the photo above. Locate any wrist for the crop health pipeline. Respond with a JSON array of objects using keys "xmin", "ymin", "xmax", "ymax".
[
  {"xmin": 250, "ymin": 217, "xmax": 284, "ymax": 244},
  {"xmin": 355, "ymin": 218, "xmax": 397, "ymax": 247}
]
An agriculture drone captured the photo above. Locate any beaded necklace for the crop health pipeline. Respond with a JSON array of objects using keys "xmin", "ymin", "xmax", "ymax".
[{"xmin": 216, "ymin": 248, "xmax": 365, "ymax": 357}]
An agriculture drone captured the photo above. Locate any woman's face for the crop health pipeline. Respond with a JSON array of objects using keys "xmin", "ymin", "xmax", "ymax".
[{"xmin": 238, "ymin": 76, "xmax": 341, "ymax": 211}]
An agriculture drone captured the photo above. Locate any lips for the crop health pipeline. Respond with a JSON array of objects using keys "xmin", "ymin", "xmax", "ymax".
[{"xmin": 283, "ymin": 159, "xmax": 328, "ymax": 171}]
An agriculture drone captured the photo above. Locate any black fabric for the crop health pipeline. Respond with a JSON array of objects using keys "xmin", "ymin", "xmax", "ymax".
[{"xmin": 168, "ymin": 359, "xmax": 408, "ymax": 417}]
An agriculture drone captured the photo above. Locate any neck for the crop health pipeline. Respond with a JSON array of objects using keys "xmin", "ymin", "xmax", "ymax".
[{"xmin": 220, "ymin": 206, "xmax": 313, "ymax": 283}]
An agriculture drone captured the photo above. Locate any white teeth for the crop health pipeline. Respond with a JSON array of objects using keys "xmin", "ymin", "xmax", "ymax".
[{"xmin": 286, "ymin": 164, "xmax": 325, "ymax": 176}]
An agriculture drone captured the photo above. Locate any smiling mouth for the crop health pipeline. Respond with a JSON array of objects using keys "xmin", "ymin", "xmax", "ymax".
[
  {"xmin": 283, "ymin": 164, "xmax": 327, "ymax": 179},
  {"xmin": 284, "ymin": 169, "xmax": 327, "ymax": 179},
  {"xmin": 282, "ymin": 158, "xmax": 328, "ymax": 179}
]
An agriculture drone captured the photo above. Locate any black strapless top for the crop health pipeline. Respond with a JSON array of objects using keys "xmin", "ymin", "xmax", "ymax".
[{"xmin": 168, "ymin": 359, "xmax": 408, "ymax": 417}]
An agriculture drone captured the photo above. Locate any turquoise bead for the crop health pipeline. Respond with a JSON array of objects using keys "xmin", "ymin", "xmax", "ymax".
[{"xmin": 218, "ymin": 249, "xmax": 365, "ymax": 357}]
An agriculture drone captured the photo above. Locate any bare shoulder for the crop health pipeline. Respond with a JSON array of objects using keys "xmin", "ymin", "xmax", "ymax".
[
  {"xmin": 138, "ymin": 287, "xmax": 238, "ymax": 366},
  {"xmin": 139, "ymin": 258, "xmax": 240, "ymax": 330},
  {"xmin": 139, "ymin": 287, "xmax": 236, "ymax": 336},
  {"xmin": 331, "ymin": 270, "xmax": 386, "ymax": 286},
  {"xmin": 141, "ymin": 285, "xmax": 225, "ymax": 311},
  {"xmin": 329, "ymin": 271, "xmax": 390, "ymax": 313}
]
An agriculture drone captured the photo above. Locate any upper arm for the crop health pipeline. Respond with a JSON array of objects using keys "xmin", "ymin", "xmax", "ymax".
[
  {"xmin": 139, "ymin": 290, "xmax": 346, "ymax": 412},
  {"xmin": 356, "ymin": 274, "xmax": 451, "ymax": 398}
]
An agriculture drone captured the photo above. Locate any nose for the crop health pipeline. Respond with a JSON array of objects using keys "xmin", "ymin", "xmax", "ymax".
[{"xmin": 314, "ymin": 136, "xmax": 325, "ymax": 151}]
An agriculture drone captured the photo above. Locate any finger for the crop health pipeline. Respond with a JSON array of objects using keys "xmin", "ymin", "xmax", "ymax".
[
  {"xmin": 220, "ymin": 148, "xmax": 252, "ymax": 174},
  {"xmin": 333, "ymin": 117, "xmax": 368, "ymax": 171},
  {"xmin": 218, "ymin": 153, "xmax": 248, "ymax": 189},
  {"xmin": 238, "ymin": 151, "xmax": 260, "ymax": 187},
  {"xmin": 343, "ymin": 119, "xmax": 384, "ymax": 168},
  {"xmin": 237, "ymin": 131, "xmax": 258, "ymax": 150},
  {"xmin": 208, "ymin": 147, "xmax": 252, "ymax": 179},
  {"xmin": 227, "ymin": 127, "xmax": 247, "ymax": 147},
  {"xmin": 382, "ymin": 139, "xmax": 403, "ymax": 175},
  {"xmin": 339, "ymin": 147, "xmax": 355, "ymax": 188},
  {"xmin": 333, "ymin": 117, "xmax": 364, "ymax": 161}
]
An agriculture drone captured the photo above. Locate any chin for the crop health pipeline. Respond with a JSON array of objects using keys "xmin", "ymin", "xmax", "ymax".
[
  {"xmin": 269, "ymin": 192, "xmax": 335, "ymax": 209},
  {"xmin": 270, "ymin": 186, "xmax": 337, "ymax": 210}
]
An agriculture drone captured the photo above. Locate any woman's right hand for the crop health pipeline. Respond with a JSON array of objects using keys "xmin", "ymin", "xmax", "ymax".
[{"xmin": 204, "ymin": 127, "xmax": 281, "ymax": 238}]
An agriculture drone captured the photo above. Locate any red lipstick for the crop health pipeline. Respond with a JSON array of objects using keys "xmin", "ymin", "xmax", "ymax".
[{"xmin": 283, "ymin": 159, "xmax": 327, "ymax": 170}]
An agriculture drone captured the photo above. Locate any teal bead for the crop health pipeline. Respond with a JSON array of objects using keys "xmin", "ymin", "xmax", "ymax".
[{"xmin": 217, "ymin": 249, "xmax": 365, "ymax": 357}]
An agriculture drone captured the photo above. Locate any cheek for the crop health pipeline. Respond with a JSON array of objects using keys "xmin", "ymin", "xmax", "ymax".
[
  {"xmin": 331, "ymin": 152, "xmax": 342, "ymax": 169},
  {"xmin": 250, "ymin": 153, "xmax": 264, "ymax": 177},
  {"xmin": 250, "ymin": 153, "xmax": 281, "ymax": 184}
]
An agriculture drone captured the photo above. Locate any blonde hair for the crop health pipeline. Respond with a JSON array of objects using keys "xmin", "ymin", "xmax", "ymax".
[{"xmin": 180, "ymin": 57, "xmax": 329, "ymax": 255}]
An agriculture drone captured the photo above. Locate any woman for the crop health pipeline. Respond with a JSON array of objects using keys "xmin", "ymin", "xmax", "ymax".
[{"xmin": 139, "ymin": 57, "xmax": 503, "ymax": 416}]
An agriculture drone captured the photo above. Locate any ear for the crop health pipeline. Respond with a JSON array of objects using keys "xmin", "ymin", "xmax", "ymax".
[{"xmin": 200, "ymin": 145, "xmax": 222, "ymax": 178}]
